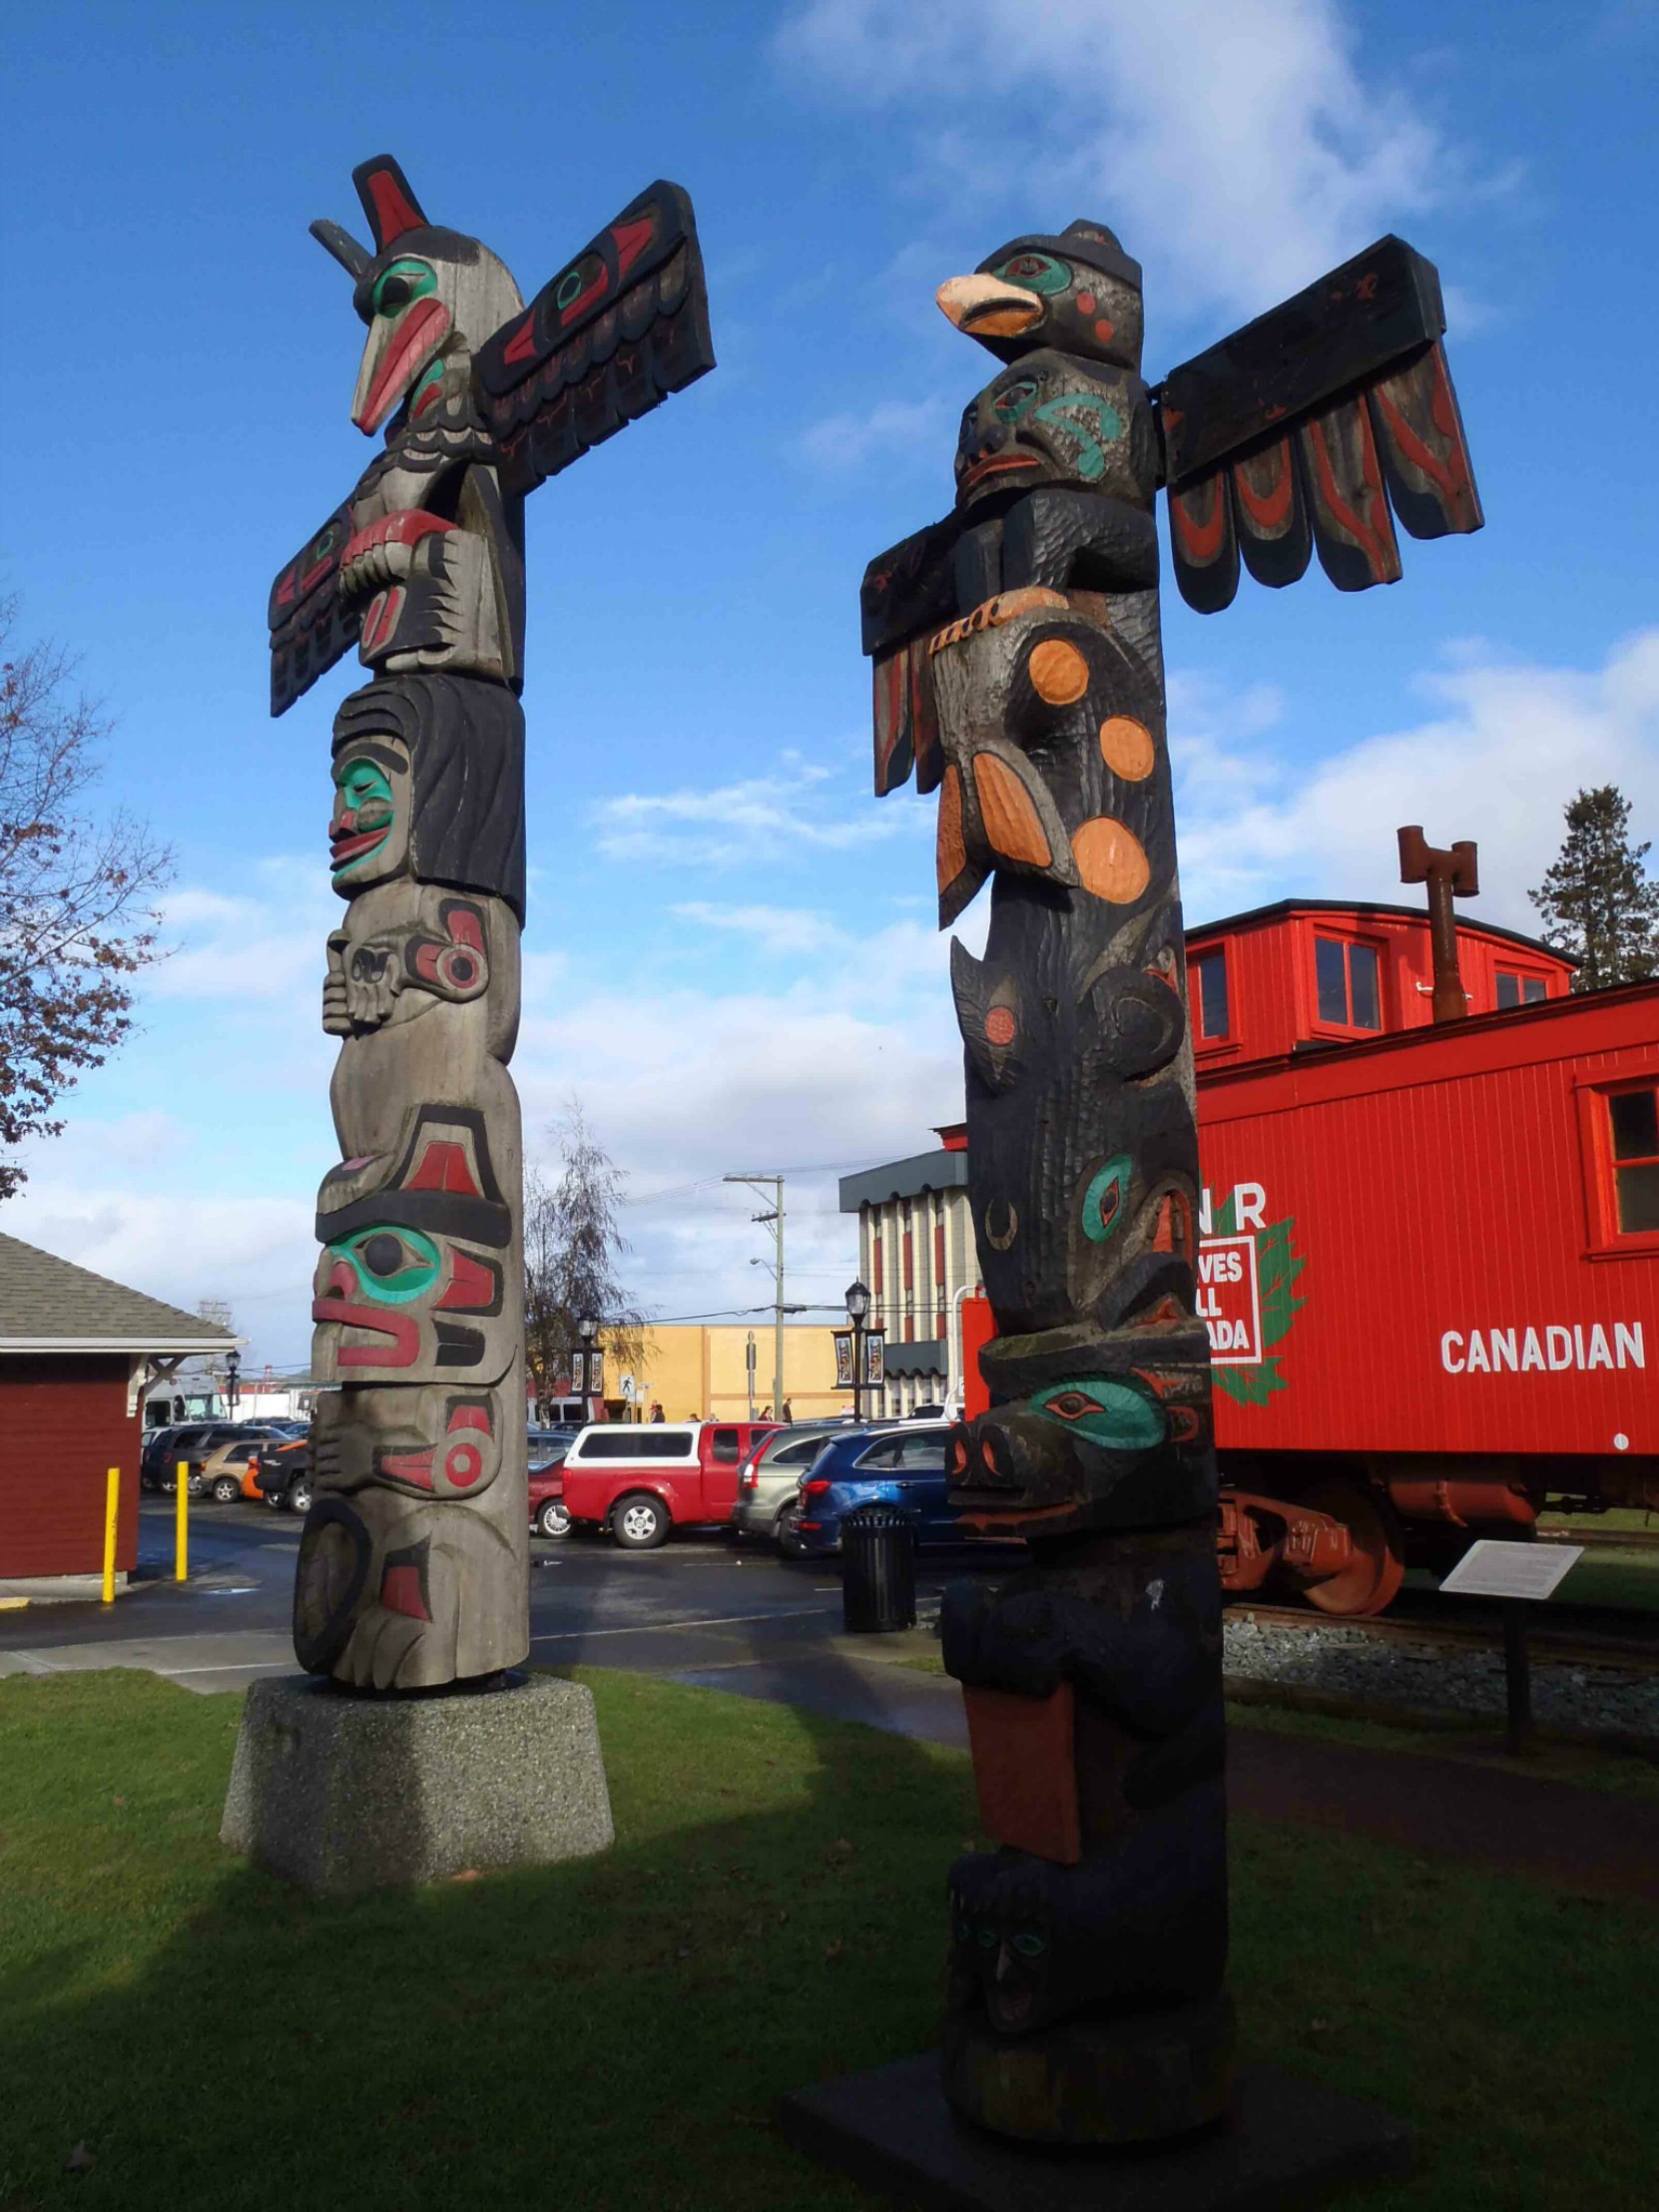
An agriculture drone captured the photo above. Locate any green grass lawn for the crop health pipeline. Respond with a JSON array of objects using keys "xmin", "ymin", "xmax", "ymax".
[{"xmin": 2, "ymin": 1669, "xmax": 1656, "ymax": 2212}]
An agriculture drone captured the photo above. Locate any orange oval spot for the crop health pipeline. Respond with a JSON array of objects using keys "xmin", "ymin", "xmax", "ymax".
[
  {"xmin": 937, "ymin": 765, "xmax": 966, "ymax": 892},
  {"xmin": 985, "ymin": 1005, "xmax": 1016, "ymax": 1047},
  {"xmin": 1072, "ymin": 816, "xmax": 1150, "ymax": 903},
  {"xmin": 1094, "ymin": 318, "xmax": 1115, "ymax": 345},
  {"xmin": 972, "ymin": 754, "xmax": 1052, "ymax": 867},
  {"xmin": 1027, "ymin": 638, "xmax": 1090, "ymax": 705},
  {"xmin": 1076, "ymin": 290, "xmax": 1096, "ymax": 315},
  {"xmin": 1098, "ymin": 715, "xmax": 1155, "ymax": 781}
]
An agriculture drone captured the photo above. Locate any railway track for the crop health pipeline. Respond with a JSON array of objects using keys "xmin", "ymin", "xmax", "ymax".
[{"xmin": 1228, "ymin": 1594, "xmax": 1659, "ymax": 1675}]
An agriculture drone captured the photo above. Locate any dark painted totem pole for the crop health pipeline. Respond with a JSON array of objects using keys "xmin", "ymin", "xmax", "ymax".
[
  {"xmin": 269, "ymin": 158, "xmax": 711, "ymax": 1690},
  {"xmin": 862, "ymin": 231, "xmax": 1480, "ymax": 2140}
]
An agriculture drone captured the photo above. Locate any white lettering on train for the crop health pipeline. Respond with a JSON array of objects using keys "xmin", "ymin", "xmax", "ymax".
[{"xmin": 1439, "ymin": 1323, "xmax": 1645, "ymax": 1375}]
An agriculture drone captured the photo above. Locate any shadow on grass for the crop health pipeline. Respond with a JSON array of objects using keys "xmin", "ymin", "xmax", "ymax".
[
  {"xmin": 0, "ymin": 1600, "xmax": 970, "ymax": 2212},
  {"xmin": 6, "ymin": 1552, "xmax": 1659, "ymax": 2212}
]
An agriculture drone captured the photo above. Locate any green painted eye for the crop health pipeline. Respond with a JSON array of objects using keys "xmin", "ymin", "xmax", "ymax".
[
  {"xmin": 994, "ymin": 252, "xmax": 1069, "ymax": 295},
  {"xmin": 336, "ymin": 1225, "xmax": 441, "ymax": 1306},
  {"xmin": 977, "ymin": 1927, "xmax": 998, "ymax": 1948},
  {"xmin": 1012, "ymin": 1932, "xmax": 1047, "ymax": 1957},
  {"xmin": 338, "ymin": 759, "xmax": 393, "ymax": 812},
  {"xmin": 1081, "ymin": 1154, "xmax": 1132, "ymax": 1243},
  {"xmin": 372, "ymin": 258, "xmax": 437, "ymax": 318},
  {"xmin": 992, "ymin": 378, "xmax": 1040, "ymax": 424},
  {"xmin": 1033, "ymin": 1378, "xmax": 1167, "ymax": 1452}
]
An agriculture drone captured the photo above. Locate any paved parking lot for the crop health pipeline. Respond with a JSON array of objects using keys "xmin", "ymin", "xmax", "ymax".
[{"xmin": 0, "ymin": 1496, "xmax": 996, "ymax": 1741}]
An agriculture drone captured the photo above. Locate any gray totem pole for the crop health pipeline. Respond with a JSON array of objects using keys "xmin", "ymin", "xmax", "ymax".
[
  {"xmin": 861, "ymin": 227, "xmax": 1480, "ymax": 2141},
  {"xmin": 268, "ymin": 157, "xmax": 712, "ymax": 1691}
]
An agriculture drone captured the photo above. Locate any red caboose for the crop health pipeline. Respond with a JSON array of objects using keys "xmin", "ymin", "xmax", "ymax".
[{"xmin": 965, "ymin": 896, "xmax": 1659, "ymax": 1613}]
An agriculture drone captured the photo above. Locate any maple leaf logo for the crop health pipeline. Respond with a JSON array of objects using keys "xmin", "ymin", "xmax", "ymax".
[{"xmin": 1207, "ymin": 1195, "xmax": 1307, "ymax": 1407}]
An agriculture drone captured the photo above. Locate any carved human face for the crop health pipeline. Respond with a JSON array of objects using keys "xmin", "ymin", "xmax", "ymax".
[
  {"xmin": 311, "ymin": 1106, "xmax": 513, "ymax": 1384},
  {"xmin": 329, "ymin": 737, "xmax": 410, "ymax": 892},
  {"xmin": 948, "ymin": 1865, "xmax": 1079, "ymax": 2036},
  {"xmin": 952, "ymin": 353, "xmax": 1149, "ymax": 514}
]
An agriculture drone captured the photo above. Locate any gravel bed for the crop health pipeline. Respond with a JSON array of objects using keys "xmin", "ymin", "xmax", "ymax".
[{"xmin": 1224, "ymin": 1615, "xmax": 1659, "ymax": 1739}]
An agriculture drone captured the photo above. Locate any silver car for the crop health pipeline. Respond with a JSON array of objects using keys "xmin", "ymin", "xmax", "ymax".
[{"xmin": 732, "ymin": 1425, "xmax": 839, "ymax": 1551}]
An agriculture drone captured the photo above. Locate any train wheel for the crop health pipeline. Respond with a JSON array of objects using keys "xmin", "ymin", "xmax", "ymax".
[{"xmin": 1300, "ymin": 1479, "xmax": 1405, "ymax": 1617}]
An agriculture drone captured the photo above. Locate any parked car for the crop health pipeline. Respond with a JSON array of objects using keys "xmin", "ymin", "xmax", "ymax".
[
  {"xmin": 793, "ymin": 1424, "xmax": 966, "ymax": 1554},
  {"xmin": 154, "ymin": 1423, "xmax": 267, "ymax": 1494},
  {"xmin": 528, "ymin": 1430, "xmax": 575, "ymax": 1537},
  {"xmin": 560, "ymin": 1419, "xmax": 782, "ymax": 1548},
  {"xmin": 255, "ymin": 1434, "xmax": 313, "ymax": 1514},
  {"xmin": 191, "ymin": 1429, "xmax": 290, "ymax": 1504},
  {"xmin": 732, "ymin": 1424, "xmax": 841, "ymax": 1551}
]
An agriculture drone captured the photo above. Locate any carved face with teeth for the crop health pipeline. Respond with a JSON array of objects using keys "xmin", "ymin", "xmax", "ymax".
[
  {"xmin": 952, "ymin": 352, "xmax": 1155, "ymax": 516},
  {"xmin": 311, "ymin": 1105, "xmax": 513, "ymax": 1385}
]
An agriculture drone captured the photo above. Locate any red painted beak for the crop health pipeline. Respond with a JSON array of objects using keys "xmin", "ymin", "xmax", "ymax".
[{"xmin": 352, "ymin": 297, "xmax": 451, "ymax": 436}]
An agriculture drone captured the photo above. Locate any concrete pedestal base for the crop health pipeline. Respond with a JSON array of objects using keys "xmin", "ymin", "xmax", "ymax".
[
  {"xmin": 780, "ymin": 2053, "xmax": 1411, "ymax": 2212},
  {"xmin": 221, "ymin": 1672, "xmax": 613, "ymax": 1894}
]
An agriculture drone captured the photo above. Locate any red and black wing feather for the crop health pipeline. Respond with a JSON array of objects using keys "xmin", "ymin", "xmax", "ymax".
[
  {"xmin": 269, "ymin": 504, "xmax": 359, "ymax": 718},
  {"xmin": 472, "ymin": 180, "xmax": 715, "ymax": 499},
  {"xmin": 1157, "ymin": 235, "xmax": 1482, "ymax": 613}
]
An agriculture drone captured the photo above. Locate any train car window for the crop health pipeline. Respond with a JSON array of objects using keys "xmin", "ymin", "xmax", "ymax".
[
  {"xmin": 1609, "ymin": 1085, "xmax": 1659, "ymax": 1234},
  {"xmin": 1192, "ymin": 949, "xmax": 1229, "ymax": 1039},
  {"xmin": 1349, "ymin": 944, "xmax": 1381, "ymax": 1029},
  {"xmin": 1315, "ymin": 936, "xmax": 1382, "ymax": 1030},
  {"xmin": 1497, "ymin": 969, "xmax": 1551, "ymax": 1008},
  {"xmin": 1315, "ymin": 936, "xmax": 1347, "ymax": 1023}
]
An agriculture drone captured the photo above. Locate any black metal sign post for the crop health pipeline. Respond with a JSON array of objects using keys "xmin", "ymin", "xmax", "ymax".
[{"xmin": 1439, "ymin": 1538, "xmax": 1583, "ymax": 1756}]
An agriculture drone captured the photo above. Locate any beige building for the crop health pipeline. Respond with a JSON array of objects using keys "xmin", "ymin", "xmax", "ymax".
[
  {"xmin": 597, "ymin": 1322, "xmax": 846, "ymax": 1423},
  {"xmin": 838, "ymin": 1124, "xmax": 983, "ymax": 1420}
]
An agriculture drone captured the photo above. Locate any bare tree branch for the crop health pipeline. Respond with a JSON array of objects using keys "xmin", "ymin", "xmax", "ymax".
[{"xmin": 0, "ymin": 596, "xmax": 175, "ymax": 1198}]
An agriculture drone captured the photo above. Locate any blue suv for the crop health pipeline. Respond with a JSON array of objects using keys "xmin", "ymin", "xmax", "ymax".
[{"xmin": 794, "ymin": 1424, "xmax": 963, "ymax": 1553}]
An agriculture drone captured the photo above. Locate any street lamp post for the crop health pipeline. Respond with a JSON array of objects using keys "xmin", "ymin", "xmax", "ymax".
[
  {"xmin": 579, "ymin": 1315, "xmax": 599, "ymax": 1415},
  {"xmin": 844, "ymin": 1279, "xmax": 870, "ymax": 1424},
  {"xmin": 225, "ymin": 1348, "xmax": 241, "ymax": 1416}
]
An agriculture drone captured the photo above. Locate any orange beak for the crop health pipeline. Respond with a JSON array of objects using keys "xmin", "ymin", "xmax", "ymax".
[{"xmin": 936, "ymin": 275, "xmax": 1043, "ymax": 340}]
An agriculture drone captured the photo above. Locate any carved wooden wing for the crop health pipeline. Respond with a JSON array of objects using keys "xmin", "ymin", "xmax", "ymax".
[
  {"xmin": 269, "ymin": 504, "xmax": 358, "ymax": 718},
  {"xmin": 1158, "ymin": 235, "xmax": 1482, "ymax": 613},
  {"xmin": 472, "ymin": 180, "xmax": 715, "ymax": 499}
]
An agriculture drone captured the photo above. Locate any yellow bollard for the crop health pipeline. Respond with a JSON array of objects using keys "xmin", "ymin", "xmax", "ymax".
[
  {"xmin": 176, "ymin": 1460, "xmax": 189, "ymax": 1582},
  {"xmin": 102, "ymin": 1465, "xmax": 121, "ymax": 1604}
]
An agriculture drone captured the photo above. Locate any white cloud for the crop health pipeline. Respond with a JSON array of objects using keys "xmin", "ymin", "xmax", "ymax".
[
  {"xmin": 777, "ymin": 0, "xmax": 1500, "ymax": 319},
  {"xmin": 151, "ymin": 858, "xmax": 333, "ymax": 1003},
  {"xmin": 1173, "ymin": 628, "xmax": 1659, "ymax": 928},
  {"xmin": 800, "ymin": 393, "xmax": 956, "ymax": 477},
  {"xmin": 672, "ymin": 901, "xmax": 847, "ymax": 955},
  {"xmin": 590, "ymin": 765, "xmax": 927, "ymax": 866}
]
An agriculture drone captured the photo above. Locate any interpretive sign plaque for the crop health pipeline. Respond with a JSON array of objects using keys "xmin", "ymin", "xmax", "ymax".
[{"xmin": 1439, "ymin": 1539, "xmax": 1582, "ymax": 1602}]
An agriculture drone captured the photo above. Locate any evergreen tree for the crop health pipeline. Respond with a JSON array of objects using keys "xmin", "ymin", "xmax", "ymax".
[{"xmin": 1529, "ymin": 786, "xmax": 1659, "ymax": 991}]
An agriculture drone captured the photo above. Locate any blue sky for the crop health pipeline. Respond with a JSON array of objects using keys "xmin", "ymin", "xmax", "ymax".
[{"xmin": 5, "ymin": 0, "xmax": 1657, "ymax": 1367}]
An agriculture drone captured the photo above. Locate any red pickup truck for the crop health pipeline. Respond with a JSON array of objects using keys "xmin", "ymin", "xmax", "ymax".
[{"xmin": 559, "ymin": 1420, "xmax": 782, "ymax": 1548}]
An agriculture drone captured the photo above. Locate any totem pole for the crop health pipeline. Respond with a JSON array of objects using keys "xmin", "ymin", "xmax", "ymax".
[
  {"xmin": 269, "ymin": 158, "xmax": 712, "ymax": 1690},
  {"xmin": 861, "ymin": 230, "xmax": 1480, "ymax": 2142}
]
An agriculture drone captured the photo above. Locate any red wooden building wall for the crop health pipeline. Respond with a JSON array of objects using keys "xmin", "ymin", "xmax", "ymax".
[{"xmin": 0, "ymin": 1357, "xmax": 139, "ymax": 1578}]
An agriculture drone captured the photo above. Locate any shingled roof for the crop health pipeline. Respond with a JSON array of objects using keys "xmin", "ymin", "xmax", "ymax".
[{"xmin": 0, "ymin": 1232, "xmax": 241, "ymax": 1353}]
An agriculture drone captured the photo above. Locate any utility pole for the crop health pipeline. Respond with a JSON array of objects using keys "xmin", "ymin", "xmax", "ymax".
[{"xmin": 725, "ymin": 1173, "xmax": 785, "ymax": 1420}]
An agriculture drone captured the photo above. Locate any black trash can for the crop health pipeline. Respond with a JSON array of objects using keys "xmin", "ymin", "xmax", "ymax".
[{"xmin": 840, "ymin": 1504, "xmax": 916, "ymax": 1634}]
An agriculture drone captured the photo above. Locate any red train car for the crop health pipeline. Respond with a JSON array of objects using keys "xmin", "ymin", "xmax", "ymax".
[{"xmin": 963, "ymin": 897, "xmax": 1659, "ymax": 1613}]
